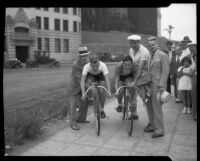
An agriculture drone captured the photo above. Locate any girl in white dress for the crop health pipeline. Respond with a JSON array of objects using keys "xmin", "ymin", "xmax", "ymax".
[{"xmin": 177, "ymin": 56, "xmax": 193, "ymax": 114}]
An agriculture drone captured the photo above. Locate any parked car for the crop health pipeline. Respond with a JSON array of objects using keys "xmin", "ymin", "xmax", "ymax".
[{"xmin": 4, "ymin": 59, "xmax": 22, "ymax": 69}]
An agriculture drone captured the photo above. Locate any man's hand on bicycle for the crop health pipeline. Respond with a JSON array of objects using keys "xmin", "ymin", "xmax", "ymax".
[
  {"xmin": 127, "ymin": 81, "xmax": 136, "ymax": 88},
  {"xmin": 81, "ymin": 93, "xmax": 87, "ymax": 101},
  {"xmin": 107, "ymin": 91, "xmax": 112, "ymax": 98}
]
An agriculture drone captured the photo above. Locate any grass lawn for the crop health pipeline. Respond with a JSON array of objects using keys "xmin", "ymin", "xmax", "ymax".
[{"xmin": 3, "ymin": 63, "xmax": 118, "ymax": 145}]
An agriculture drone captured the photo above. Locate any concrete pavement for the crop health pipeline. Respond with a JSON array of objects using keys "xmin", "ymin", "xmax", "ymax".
[{"xmin": 8, "ymin": 96, "xmax": 197, "ymax": 160}]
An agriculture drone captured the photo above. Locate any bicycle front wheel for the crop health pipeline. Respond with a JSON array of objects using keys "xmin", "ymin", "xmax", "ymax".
[
  {"xmin": 127, "ymin": 105, "xmax": 134, "ymax": 136},
  {"xmin": 95, "ymin": 110, "xmax": 100, "ymax": 136}
]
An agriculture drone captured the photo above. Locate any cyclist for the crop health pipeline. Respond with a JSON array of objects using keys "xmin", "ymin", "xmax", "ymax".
[
  {"xmin": 81, "ymin": 54, "xmax": 111, "ymax": 118},
  {"xmin": 114, "ymin": 55, "xmax": 138, "ymax": 119}
]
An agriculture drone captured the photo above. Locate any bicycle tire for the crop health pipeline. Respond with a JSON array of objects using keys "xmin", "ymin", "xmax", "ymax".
[
  {"xmin": 96, "ymin": 104, "xmax": 101, "ymax": 136},
  {"xmin": 128, "ymin": 105, "xmax": 134, "ymax": 136},
  {"xmin": 122, "ymin": 89, "xmax": 126, "ymax": 120}
]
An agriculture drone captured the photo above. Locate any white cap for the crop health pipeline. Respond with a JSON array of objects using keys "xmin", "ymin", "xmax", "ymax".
[{"xmin": 127, "ymin": 35, "xmax": 141, "ymax": 41}]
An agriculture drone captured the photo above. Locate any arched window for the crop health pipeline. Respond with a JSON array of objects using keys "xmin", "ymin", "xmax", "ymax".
[{"xmin": 15, "ymin": 27, "xmax": 29, "ymax": 33}]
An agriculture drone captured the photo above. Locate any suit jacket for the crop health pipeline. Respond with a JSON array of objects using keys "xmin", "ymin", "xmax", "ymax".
[
  {"xmin": 171, "ymin": 52, "xmax": 181, "ymax": 78},
  {"xmin": 148, "ymin": 49, "xmax": 170, "ymax": 91},
  {"xmin": 68, "ymin": 59, "xmax": 86, "ymax": 95},
  {"xmin": 163, "ymin": 49, "xmax": 177, "ymax": 77}
]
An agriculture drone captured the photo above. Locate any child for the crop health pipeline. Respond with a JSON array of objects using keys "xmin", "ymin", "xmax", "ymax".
[{"xmin": 177, "ymin": 56, "xmax": 193, "ymax": 114}]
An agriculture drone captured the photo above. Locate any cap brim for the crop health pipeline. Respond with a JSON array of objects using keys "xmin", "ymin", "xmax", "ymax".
[
  {"xmin": 181, "ymin": 40, "xmax": 192, "ymax": 43},
  {"xmin": 79, "ymin": 51, "xmax": 91, "ymax": 56}
]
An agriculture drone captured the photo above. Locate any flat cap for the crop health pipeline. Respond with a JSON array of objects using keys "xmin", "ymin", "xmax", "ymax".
[{"xmin": 127, "ymin": 35, "xmax": 141, "ymax": 41}]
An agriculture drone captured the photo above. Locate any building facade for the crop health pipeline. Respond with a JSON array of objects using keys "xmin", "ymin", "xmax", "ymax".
[
  {"xmin": 81, "ymin": 8, "xmax": 161, "ymax": 36},
  {"xmin": 5, "ymin": 7, "xmax": 81, "ymax": 63}
]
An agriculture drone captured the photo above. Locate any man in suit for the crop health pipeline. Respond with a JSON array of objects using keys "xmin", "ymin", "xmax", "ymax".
[
  {"xmin": 172, "ymin": 46, "xmax": 182, "ymax": 102},
  {"xmin": 164, "ymin": 40, "xmax": 174, "ymax": 94},
  {"xmin": 164, "ymin": 40, "xmax": 180, "ymax": 99},
  {"xmin": 144, "ymin": 37, "xmax": 169, "ymax": 138},
  {"xmin": 68, "ymin": 46, "xmax": 91, "ymax": 130}
]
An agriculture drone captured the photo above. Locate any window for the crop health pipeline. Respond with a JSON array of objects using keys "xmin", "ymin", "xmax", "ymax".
[
  {"xmin": 79, "ymin": 8, "xmax": 81, "ymax": 16},
  {"xmin": 44, "ymin": 38, "xmax": 50, "ymax": 51},
  {"xmin": 55, "ymin": 39, "xmax": 61, "ymax": 52},
  {"xmin": 38, "ymin": 38, "xmax": 42, "ymax": 50},
  {"xmin": 36, "ymin": 16, "xmax": 41, "ymax": 29},
  {"xmin": 54, "ymin": 19, "xmax": 60, "ymax": 31},
  {"xmin": 63, "ymin": 39, "xmax": 69, "ymax": 52},
  {"xmin": 44, "ymin": 17, "xmax": 49, "ymax": 30},
  {"xmin": 54, "ymin": 8, "xmax": 60, "ymax": 12},
  {"xmin": 35, "ymin": 8, "xmax": 41, "ymax": 10},
  {"xmin": 44, "ymin": 8, "xmax": 48, "ymax": 11},
  {"xmin": 15, "ymin": 27, "xmax": 29, "ymax": 33},
  {"xmin": 73, "ymin": 21, "xmax": 77, "ymax": 32},
  {"xmin": 79, "ymin": 22, "xmax": 81, "ymax": 33},
  {"xmin": 63, "ymin": 20, "xmax": 68, "ymax": 32},
  {"xmin": 73, "ymin": 8, "xmax": 77, "ymax": 15},
  {"xmin": 63, "ymin": 8, "xmax": 68, "ymax": 14}
]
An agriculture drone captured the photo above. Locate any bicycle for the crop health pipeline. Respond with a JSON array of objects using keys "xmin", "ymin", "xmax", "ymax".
[
  {"xmin": 84, "ymin": 84, "xmax": 110, "ymax": 136},
  {"xmin": 115, "ymin": 83, "xmax": 137, "ymax": 136}
]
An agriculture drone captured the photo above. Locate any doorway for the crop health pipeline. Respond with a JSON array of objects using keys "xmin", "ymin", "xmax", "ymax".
[{"xmin": 16, "ymin": 46, "xmax": 29, "ymax": 63}]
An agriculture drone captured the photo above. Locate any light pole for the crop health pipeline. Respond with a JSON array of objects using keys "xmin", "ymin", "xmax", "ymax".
[{"xmin": 164, "ymin": 25, "xmax": 174, "ymax": 40}]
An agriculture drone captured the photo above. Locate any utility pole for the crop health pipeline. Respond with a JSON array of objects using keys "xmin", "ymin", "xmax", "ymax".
[{"xmin": 164, "ymin": 25, "xmax": 174, "ymax": 40}]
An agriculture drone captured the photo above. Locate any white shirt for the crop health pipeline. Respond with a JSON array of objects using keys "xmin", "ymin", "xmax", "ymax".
[
  {"xmin": 168, "ymin": 50, "xmax": 172, "ymax": 63},
  {"xmin": 129, "ymin": 44, "xmax": 150, "ymax": 65},
  {"xmin": 177, "ymin": 66, "xmax": 192, "ymax": 90},
  {"xmin": 82, "ymin": 61, "xmax": 109, "ymax": 75},
  {"xmin": 180, "ymin": 47, "xmax": 191, "ymax": 61}
]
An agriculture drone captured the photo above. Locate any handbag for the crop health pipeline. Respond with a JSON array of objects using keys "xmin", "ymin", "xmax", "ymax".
[{"xmin": 136, "ymin": 72, "xmax": 152, "ymax": 86}]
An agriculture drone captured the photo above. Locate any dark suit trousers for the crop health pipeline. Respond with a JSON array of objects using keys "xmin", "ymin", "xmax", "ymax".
[
  {"xmin": 70, "ymin": 92, "xmax": 89, "ymax": 124},
  {"xmin": 166, "ymin": 75, "xmax": 171, "ymax": 93}
]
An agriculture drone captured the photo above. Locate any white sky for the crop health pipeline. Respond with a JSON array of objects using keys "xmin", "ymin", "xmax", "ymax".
[{"xmin": 160, "ymin": 3, "xmax": 196, "ymax": 43}]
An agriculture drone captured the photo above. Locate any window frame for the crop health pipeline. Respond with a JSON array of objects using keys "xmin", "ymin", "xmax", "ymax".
[
  {"xmin": 44, "ymin": 17, "xmax": 49, "ymax": 30},
  {"xmin": 36, "ymin": 16, "xmax": 41, "ymax": 29},
  {"xmin": 63, "ymin": 39, "xmax": 69, "ymax": 52},
  {"xmin": 54, "ymin": 19, "xmax": 60, "ymax": 31},
  {"xmin": 55, "ymin": 38, "xmax": 61, "ymax": 52}
]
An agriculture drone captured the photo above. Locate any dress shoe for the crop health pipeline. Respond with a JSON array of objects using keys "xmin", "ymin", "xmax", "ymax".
[
  {"xmin": 151, "ymin": 133, "xmax": 164, "ymax": 138},
  {"xmin": 144, "ymin": 123, "xmax": 154, "ymax": 132},
  {"xmin": 71, "ymin": 124, "xmax": 80, "ymax": 130},
  {"xmin": 175, "ymin": 99, "xmax": 182, "ymax": 103},
  {"xmin": 116, "ymin": 105, "xmax": 122, "ymax": 113},
  {"xmin": 101, "ymin": 111, "xmax": 106, "ymax": 118},
  {"xmin": 128, "ymin": 115, "xmax": 139, "ymax": 120},
  {"xmin": 76, "ymin": 120, "xmax": 90, "ymax": 123}
]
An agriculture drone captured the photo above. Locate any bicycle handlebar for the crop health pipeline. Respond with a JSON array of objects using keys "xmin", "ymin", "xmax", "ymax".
[
  {"xmin": 85, "ymin": 85, "xmax": 110, "ymax": 96},
  {"xmin": 115, "ymin": 84, "xmax": 140, "ymax": 95}
]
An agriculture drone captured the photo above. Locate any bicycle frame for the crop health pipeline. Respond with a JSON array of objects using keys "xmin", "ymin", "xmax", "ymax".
[{"xmin": 116, "ymin": 83, "xmax": 137, "ymax": 136}]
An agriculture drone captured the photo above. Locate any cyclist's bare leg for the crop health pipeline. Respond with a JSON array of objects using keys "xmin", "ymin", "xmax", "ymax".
[
  {"xmin": 98, "ymin": 81, "xmax": 106, "ymax": 110},
  {"xmin": 85, "ymin": 76, "xmax": 95, "ymax": 100},
  {"xmin": 117, "ymin": 81, "xmax": 124, "ymax": 107},
  {"xmin": 85, "ymin": 77, "xmax": 100, "ymax": 115},
  {"xmin": 125, "ymin": 78, "xmax": 138, "ymax": 115}
]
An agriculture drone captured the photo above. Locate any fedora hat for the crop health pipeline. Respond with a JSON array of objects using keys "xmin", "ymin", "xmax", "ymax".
[
  {"xmin": 157, "ymin": 90, "xmax": 171, "ymax": 104},
  {"xmin": 78, "ymin": 46, "xmax": 91, "ymax": 56},
  {"xmin": 181, "ymin": 36, "xmax": 192, "ymax": 43}
]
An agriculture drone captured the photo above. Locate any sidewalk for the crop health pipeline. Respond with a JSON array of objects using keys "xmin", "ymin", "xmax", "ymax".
[{"xmin": 8, "ymin": 96, "xmax": 197, "ymax": 160}]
